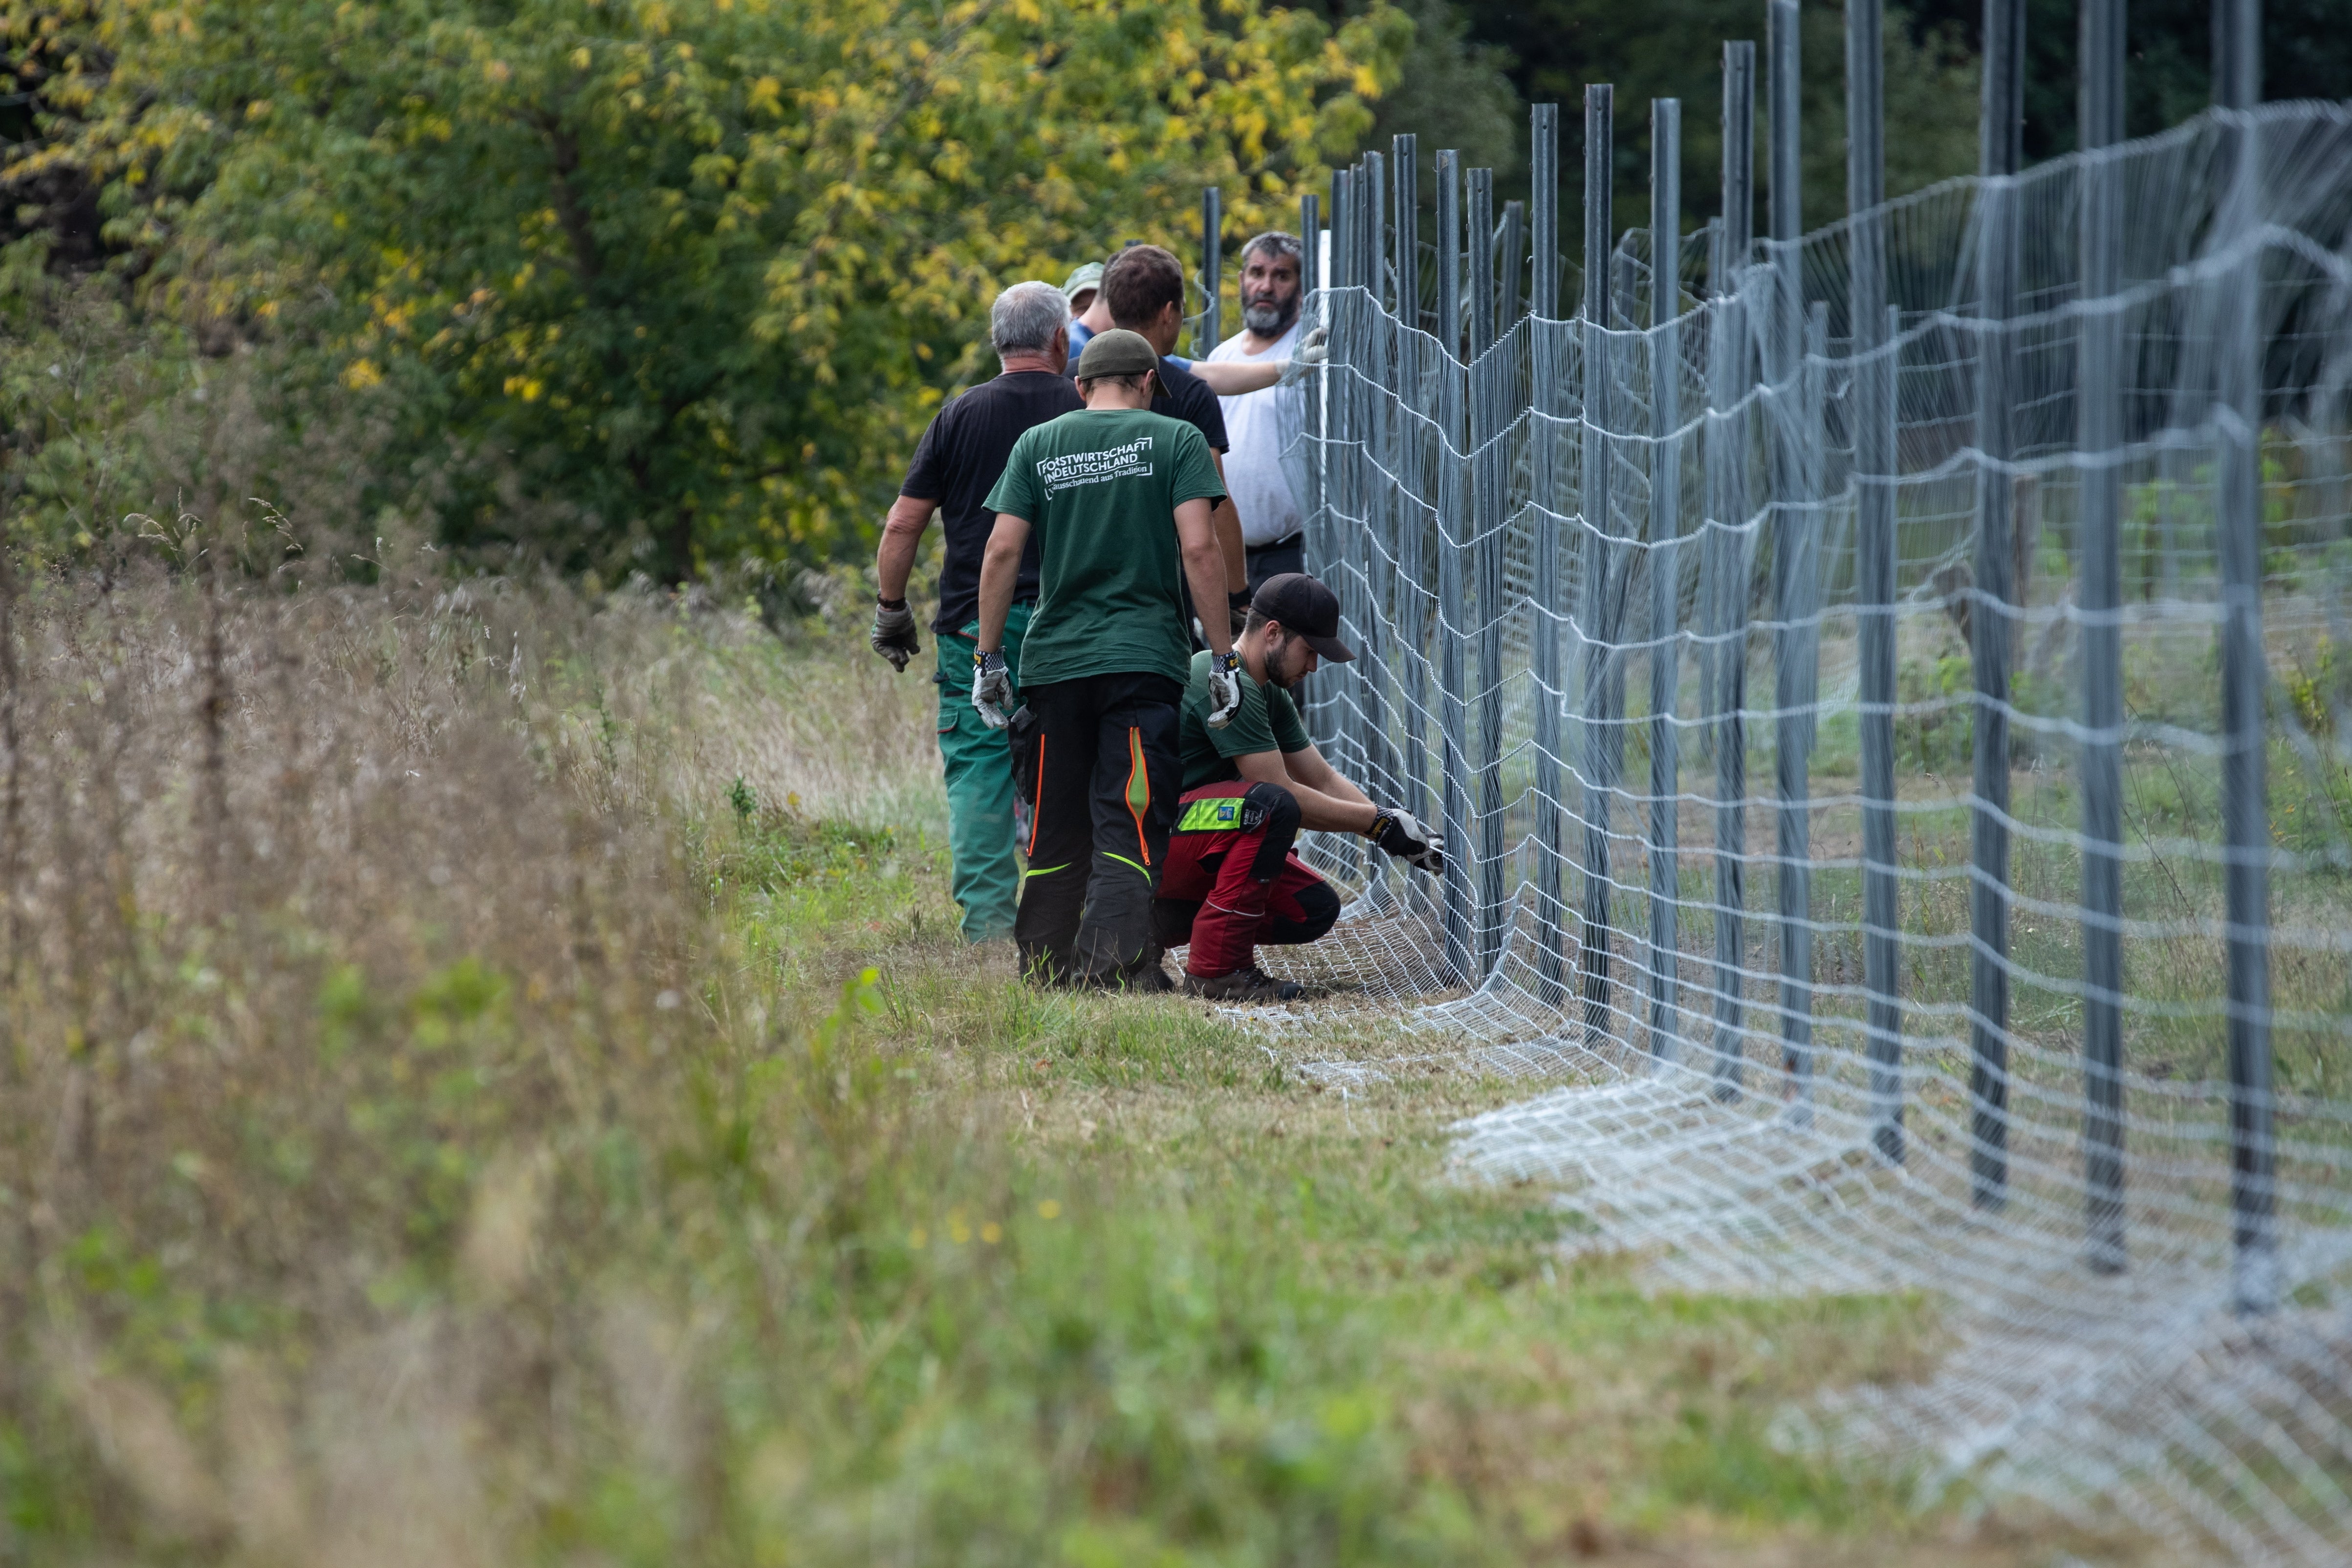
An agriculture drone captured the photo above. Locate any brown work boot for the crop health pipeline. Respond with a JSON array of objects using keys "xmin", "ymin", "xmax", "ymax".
[{"xmin": 1181, "ymin": 965, "xmax": 1303, "ymax": 1003}]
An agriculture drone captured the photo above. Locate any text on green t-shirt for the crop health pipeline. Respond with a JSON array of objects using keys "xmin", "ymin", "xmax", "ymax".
[
  {"xmin": 982, "ymin": 407, "xmax": 1226, "ymax": 690},
  {"xmin": 1177, "ymin": 647, "xmax": 1314, "ymax": 790}
]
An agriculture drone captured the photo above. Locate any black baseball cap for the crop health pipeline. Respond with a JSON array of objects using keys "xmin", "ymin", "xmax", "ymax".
[{"xmin": 1250, "ymin": 573, "xmax": 1354, "ymax": 663}]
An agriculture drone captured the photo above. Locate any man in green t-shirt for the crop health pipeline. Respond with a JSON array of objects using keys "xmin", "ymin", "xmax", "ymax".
[
  {"xmin": 972, "ymin": 328, "xmax": 1246, "ymax": 989},
  {"xmin": 1156, "ymin": 573, "xmax": 1445, "ymax": 1002}
]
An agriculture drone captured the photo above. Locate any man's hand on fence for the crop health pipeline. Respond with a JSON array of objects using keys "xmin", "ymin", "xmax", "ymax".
[{"xmin": 1370, "ymin": 806, "xmax": 1444, "ymax": 874}]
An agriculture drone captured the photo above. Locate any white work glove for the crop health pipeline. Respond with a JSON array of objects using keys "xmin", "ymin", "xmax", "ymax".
[
  {"xmin": 870, "ymin": 599, "xmax": 919, "ymax": 672},
  {"xmin": 971, "ymin": 650, "xmax": 1014, "ymax": 729},
  {"xmin": 1369, "ymin": 806, "xmax": 1445, "ymax": 874},
  {"xmin": 1204, "ymin": 650, "xmax": 1244, "ymax": 730},
  {"xmin": 1278, "ymin": 325, "xmax": 1328, "ymax": 387}
]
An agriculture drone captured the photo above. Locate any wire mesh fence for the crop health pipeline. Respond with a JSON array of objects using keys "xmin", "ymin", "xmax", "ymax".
[{"xmin": 1247, "ymin": 14, "xmax": 2352, "ymax": 1557}]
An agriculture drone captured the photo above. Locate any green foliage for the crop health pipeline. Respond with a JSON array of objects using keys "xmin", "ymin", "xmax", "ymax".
[
  {"xmin": 3, "ymin": 0, "xmax": 1408, "ymax": 575},
  {"xmin": 1896, "ymin": 642, "xmax": 1973, "ymax": 777},
  {"xmin": 1450, "ymin": 0, "xmax": 1980, "ymax": 232}
]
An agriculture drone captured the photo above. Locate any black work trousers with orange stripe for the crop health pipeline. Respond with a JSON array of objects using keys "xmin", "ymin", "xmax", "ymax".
[{"xmin": 1009, "ymin": 672, "xmax": 1184, "ymax": 985}]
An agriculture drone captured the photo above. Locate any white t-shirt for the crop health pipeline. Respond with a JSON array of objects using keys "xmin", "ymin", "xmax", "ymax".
[{"xmin": 1206, "ymin": 320, "xmax": 1302, "ymax": 547}]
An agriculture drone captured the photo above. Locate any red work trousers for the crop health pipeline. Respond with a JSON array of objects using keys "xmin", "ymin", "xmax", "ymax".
[{"xmin": 1152, "ymin": 779, "xmax": 1342, "ymax": 978}]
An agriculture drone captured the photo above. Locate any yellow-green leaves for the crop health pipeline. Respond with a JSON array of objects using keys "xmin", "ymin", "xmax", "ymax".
[{"xmin": 6, "ymin": 0, "xmax": 1405, "ymax": 575}]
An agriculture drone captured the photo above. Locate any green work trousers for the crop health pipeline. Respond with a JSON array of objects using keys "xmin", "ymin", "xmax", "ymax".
[{"xmin": 934, "ymin": 603, "xmax": 1031, "ymax": 942}]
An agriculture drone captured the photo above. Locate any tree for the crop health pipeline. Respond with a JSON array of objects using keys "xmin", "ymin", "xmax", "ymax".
[
  {"xmin": 7, "ymin": 0, "xmax": 1409, "ymax": 578},
  {"xmin": 1446, "ymin": 0, "xmax": 1980, "ymax": 234},
  {"xmin": 1905, "ymin": 0, "xmax": 2352, "ymax": 162}
]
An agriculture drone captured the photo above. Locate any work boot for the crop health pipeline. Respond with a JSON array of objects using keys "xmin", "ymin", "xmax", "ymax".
[
  {"xmin": 1181, "ymin": 965, "xmax": 1303, "ymax": 1003},
  {"xmin": 1070, "ymin": 952, "xmax": 1173, "ymax": 994}
]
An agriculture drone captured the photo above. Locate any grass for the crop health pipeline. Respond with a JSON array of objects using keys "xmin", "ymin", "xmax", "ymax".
[{"xmin": 0, "ymin": 560, "xmax": 2141, "ymax": 1566}]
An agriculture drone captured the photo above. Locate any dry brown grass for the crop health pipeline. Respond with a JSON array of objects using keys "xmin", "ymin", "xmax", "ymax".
[{"xmin": 0, "ymin": 545, "xmax": 2146, "ymax": 1567}]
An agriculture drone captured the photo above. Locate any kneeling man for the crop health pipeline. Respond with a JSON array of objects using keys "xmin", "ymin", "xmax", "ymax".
[{"xmin": 1158, "ymin": 573, "xmax": 1445, "ymax": 1001}]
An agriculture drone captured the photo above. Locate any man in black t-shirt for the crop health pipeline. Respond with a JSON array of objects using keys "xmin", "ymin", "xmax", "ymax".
[
  {"xmin": 870, "ymin": 280, "xmax": 1084, "ymax": 942},
  {"xmin": 1089, "ymin": 245, "xmax": 1252, "ymax": 642}
]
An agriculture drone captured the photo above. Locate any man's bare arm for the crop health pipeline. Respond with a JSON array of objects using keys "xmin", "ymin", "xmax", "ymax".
[
  {"xmin": 1209, "ymin": 452, "xmax": 1246, "ymax": 595},
  {"xmin": 1234, "ymin": 749, "xmax": 1378, "ymax": 833},
  {"xmin": 875, "ymin": 495, "xmax": 938, "ymax": 603},
  {"xmin": 1188, "ymin": 358, "xmax": 1284, "ymax": 396},
  {"xmin": 976, "ymin": 513, "xmax": 1030, "ymax": 653},
  {"xmin": 1282, "ymin": 743, "xmax": 1372, "ymax": 808},
  {"xmin": 1174, "ymin": 496, "xmax": 1233, "ymax": 658}
]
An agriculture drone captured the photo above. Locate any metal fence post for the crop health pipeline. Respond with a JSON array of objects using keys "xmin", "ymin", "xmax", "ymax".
[
  {"xmin": 2077, "ymin": 0, "xmax": 2127, "ymax": 1270},
  {"xmin": 1321, "ymin": 170, "xmax": 1354, "ymax": 766},
  {"xmin": 1395, "ymin": 136, "xmax": 1434, "ymax": 860},
  {"xmin": 1849, "ymin": 0, "xmax": 1904, "ymax": 1163},
  {"xmin": 2215, "ymin": 0, "xmax": 2275, "ymax": 1316},
  {"xmin": 1709, "ymin": 42, "xmax": 1757, "ymax": 1098},
  {"xmin": 1500, "ymin": 200, "xmax": 1526, "ymax": 329},
  {"xmin": 1765, "ymin": 0, "xmax": 1814, "ymax": 1119},
  {"xmin": 1362, "ymin": 151, "xmax": 1401, "ymax": 840},
  {"xmin": 1648, "ymin": 98, "xmax": 1685, "ymax": 1064},
  {"xmin": 1197, "ymin": 187, "xmax": 1222, "ymax": 358},
  {"xmin": 1435, "ymin": 151, "xmax": 1476, "ymax": 986},
  {"xmin": 1581, "ymin": 84, "xmax": 1622, "ymax": 1043},
  {"xmin": 1469, "ymin": 166, "xmax": 1507, "ymax": 978},
  {"xmin": 1531, "ymin": 104, "xmax": 1569, "ymax": 1007},
  {"xmin": 1970, "ymin": 0, "xmax": 2023, "ymax": 1212},
  {"xmin": 1301, "ymin": 191, "xmax": 1324, "ymax": 620}
]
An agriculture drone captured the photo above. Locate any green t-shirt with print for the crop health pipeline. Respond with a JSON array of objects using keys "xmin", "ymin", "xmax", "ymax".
[
  {"xmin": 1176, "ymin": 648, "xmax": 1314, "ymax": 790},
  {"xmin": 982, "ymin": 407, "xmax": 1226, "ymax": 690}
]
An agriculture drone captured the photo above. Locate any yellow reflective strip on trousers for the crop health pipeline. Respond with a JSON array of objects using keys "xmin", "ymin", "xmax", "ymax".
[{"xmin": 1178, "ymin": 796, "xmax": 1244, "ymax": 833}]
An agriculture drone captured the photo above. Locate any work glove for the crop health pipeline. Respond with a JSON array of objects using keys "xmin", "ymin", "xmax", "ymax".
[
  {"xmin": 972, "ymin": 650, "xmax": 1014, "ymax": 730},
  {"xmin": 1227, "ymin": 588, "xmax": 1252, "ymax": 639},
  {"xmin": 870, "ymin": 598, "xmax": 919, "ymax": 671},
  {"xmin": 1369, "ymin": 806, "xmax": 1445, "ymax": 874},
  {"xmin": 1278, "ymin": 325, "xmax": 1329, "ymax": 387},
  {"xmin": 1204, "ymin": 650, "xmax": 1244, "ymax": 730}
]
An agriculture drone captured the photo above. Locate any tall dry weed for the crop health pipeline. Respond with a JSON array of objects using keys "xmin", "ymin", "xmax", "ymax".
[{"xmin": 0, "ymin": 543, "xmax": 945, "ymax": 1563}]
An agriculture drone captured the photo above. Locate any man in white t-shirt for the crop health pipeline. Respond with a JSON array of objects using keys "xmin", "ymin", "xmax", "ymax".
[{"xmin": 1205, "ymin": 231, "xmax": 1307, "ymax": 593}]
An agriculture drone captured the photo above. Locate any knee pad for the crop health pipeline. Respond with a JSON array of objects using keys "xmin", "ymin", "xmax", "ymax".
[
  {"xmin": 1287, "ymin": 878, "xmax": 1342, "ymax": 943},
  {"xmin": 1242, "ymin": 782, "xmax": 1300, "ymax": 880}
]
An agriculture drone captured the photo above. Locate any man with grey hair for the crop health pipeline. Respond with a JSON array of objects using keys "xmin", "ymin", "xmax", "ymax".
[
  {"xmin": 1204, "ymin": 231, "xmax": 1310, "ymax": 591},
  {"xmin": 869, "ymin": 279, "xmax": 1083, "ymax": 942}
]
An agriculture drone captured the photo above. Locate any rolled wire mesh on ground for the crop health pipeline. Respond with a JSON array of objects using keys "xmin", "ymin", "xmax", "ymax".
[{"xmin": 1256, "ymin": 101, "xmax": 2352, "ymax": 1559}]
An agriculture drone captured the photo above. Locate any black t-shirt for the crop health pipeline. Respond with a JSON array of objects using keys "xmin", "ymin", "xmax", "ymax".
[
  {"xmin": 1072, "ymin": 356, "xmax": 1229, "ymax": 455},
  {"xmin": 900, "ymin": 370, "xmax": 1086, "ymax": 634}
]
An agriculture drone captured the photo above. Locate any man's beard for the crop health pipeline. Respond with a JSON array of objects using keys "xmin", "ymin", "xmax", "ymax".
[
  {"xmin": 1242, "ymin": 295, "xmax": 1297, "ymax": 336},
  {"xmin": 1264, "ymin": 634, "xmax": 1307, "ymax": 691}
]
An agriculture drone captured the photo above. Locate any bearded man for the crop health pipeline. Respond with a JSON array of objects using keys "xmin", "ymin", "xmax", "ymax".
[{"xmin": 1201, "ymin": 231, "xmax": 1310, "ymax": 593}]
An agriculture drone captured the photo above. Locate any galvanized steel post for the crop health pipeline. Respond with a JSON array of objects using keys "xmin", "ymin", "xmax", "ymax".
[
  {"xmin": 1766, "ymin": 0, "xmax": 1814, "ymax": 1119},
  {"xmin": 2076, "ymin": 0, "xmax": 2127, "ymax": 1269},
  {"xmin": 1970, "ymin": 0, "xmax": 2023, "ymax": 1212},
  {"xmin": 1469, "ymin": 165, "xmax": 1507, "ymax": 978},
  {"xmin": 1435, "ymin": 151, "xmax": 1476, "ymax": 985},
  {"xmin": 1849, "ymin": 0, "xmax": 1904, "ymax": 1161},
  {"xmin": 1395, "ymin": 136, "xmax": 1435, "ymax": 852},
  {"xmin": 1648, "ymin": 97, "xmax": 1684, "ymax": 1063},
  {"xmin": 2214, "ymin": 0, "xmax": 2275, "ymax": 1315},
  {"xmin": 1581, "ymin": 84, "xmax": 1621, "ymax": 1041},
  {"xmin": 1198, "ymin": 186, "xmax": 1222, "ymax": 358},
  {"xmin": 1531, "ymin": 103, "xmax": 1570, "ymax": 1006},
  {"xmin": 1709, "ymin": 42, "xmax": 1757, "ymax": 1098}
]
